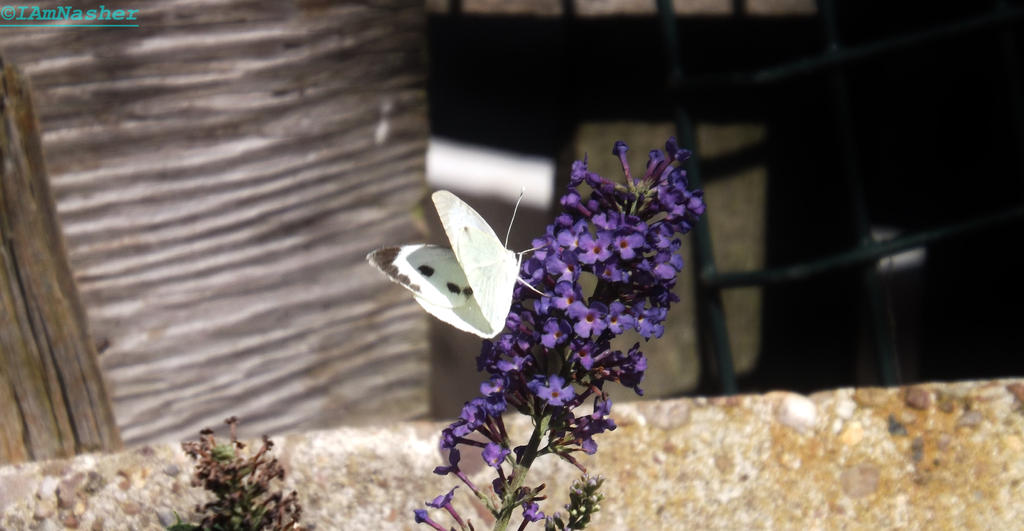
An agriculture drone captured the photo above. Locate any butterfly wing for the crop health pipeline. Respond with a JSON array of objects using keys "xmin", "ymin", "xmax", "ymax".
[
  {"xmin": 432, "ymin": 190, "xmax": 504, "ymax": 243},
  {"xmin": 412, "ymin": 293, "xmax": 495, "ymax": 338},
  {"xmin": 366, "ymin": 244, "xmax": 495, "ymax": 337},
  {"xmin": 432, "ymin": 191, "xmax": 519, "ymax": 335}
]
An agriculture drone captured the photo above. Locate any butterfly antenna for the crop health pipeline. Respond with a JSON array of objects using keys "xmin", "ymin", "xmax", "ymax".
[{"xmin": 505, "ymin": 186, "xmax": 525, "ymax": 248}]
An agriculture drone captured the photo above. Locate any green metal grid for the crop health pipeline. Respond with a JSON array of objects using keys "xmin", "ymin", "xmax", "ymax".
[{"xmin": 656, "ymin": 0, "xmax": 1024, "ymax": 394}]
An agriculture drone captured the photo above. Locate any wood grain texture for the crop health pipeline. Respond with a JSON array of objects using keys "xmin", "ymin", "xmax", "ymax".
[
  {"xmin": 0, "ymin": 0, "xmax": 431, "ymax": 445},
  {"xmin": 425, "ymin": 0, "xmax": 815, "ymax": 16},
  {"xmin": 0, "ymin": 59, "xmax": 121, "ymax": 463}
]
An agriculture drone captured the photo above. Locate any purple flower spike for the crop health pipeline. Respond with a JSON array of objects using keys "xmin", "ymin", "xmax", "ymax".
[
  {"xmin": 416, "ymin": 137, "xmax": 704, "ymax": 529},
  {"xmin": 523, "ymin": 502, "xmax": 545, "ymax": 522},
  {"xmin": 592, "ymin": 212, "xmax": 618, "ymax": 230},
  {"xmin": 574, "ymin": 398, "xmax": 618, "ymax": 455},
  {"xmin": 550, "ymin": 281, "xmax": 582, "ymax": 310},
  {"xmin": 641, "ymin": 149, "xmax": 672, "ymax": 185},
  {"xmin": 665, "ymin": 136, "xmax": 692, "ymax": 163},
  {"xmin": 529, "ymin": 374, "xmax": 575, "ymax": 406},
  {"xmin": 541, "ymin": 318, "xmax": 572, "ymax": 348},
  {"xmin": 426, "ymin": 486, "xmax": 468, "ymax": 529},
  {"xmin": 413, "ymin": 509, "xmax": 445, "ymax": 531},
  {"xmin": 571, "ymin": 340, "xmax": 596, "ymax": 370},
  {"xmin": 481, "ymin": 375, "xmax": 506, "ymax": 396},
  {"xmin": 653, "ymin": 260, "xmax": 677, "ymax": 280},
  {"xmin": 578, "ymin": 232, "xmax": 613, "ymax": 264},
  {"xmin": 569, "ymin": 157, "xmax": 588, "ymax": 186},
  {"xmin": 459, "ymin": 400, "xmax": 487, "ymax": 430},
  {"xmin": 545, "ymin": 251, "xmax": 579, "ymax": 283},
  {"xmin": 612, "ymin": 140, "xmax": 632, "ymax": 182},
  {"xmin": 482, "ymin": 442, "xmax": 510, "ymax": 468},
  {"xmin": 492, "ymin": 477, "xmax": 506, "ymax": 497},
  {"xmin": 596, "ymin": 261, "xmax": 623, "ymax": 282},
  {"xmin": 567, "ymin": 301, "xmax": 609, "ymax": 339},
  {"xmin": 496, "ymin": 353, "xmax": 528, "ymax": 373},
  {"xmin": 433, "ymin": 448, "xmax": 461, "ymax": 475},
  {"xmin": 606, "ymin": 302, "xmax": 635, "ymax": 334},
  {"xmin": 620, "ymin": 344, "xmax": 648, "ymax": 392},
  {"xmin": 644, "ymin": 307, "xmax": 668, "ymax": 339},
  {"xmin": 427, "ymin": 487, "xmax": 458, "ymax": 509},
  {"xmin": 612, "ymin": 232, "xmax": 645, "ymax": 260}
]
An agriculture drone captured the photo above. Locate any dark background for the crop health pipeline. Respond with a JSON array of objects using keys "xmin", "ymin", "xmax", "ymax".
[{"xmin": 427, "ymin": 0, "xmax": 1024, "ymax": 395}]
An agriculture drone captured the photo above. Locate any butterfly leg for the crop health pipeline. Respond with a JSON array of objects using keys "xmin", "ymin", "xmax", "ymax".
[{"xmin": 514, "ymin": 251, "xmax": 547, "ymax": 295}]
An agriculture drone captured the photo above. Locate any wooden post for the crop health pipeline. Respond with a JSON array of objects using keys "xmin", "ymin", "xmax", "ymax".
[
  {"xmin": 0, "ymin": 1, "xmax": 430, "ymax": 445},
  {"xmin": 0, "ymin": 57, "xmax": 121, "ymax": 463}
]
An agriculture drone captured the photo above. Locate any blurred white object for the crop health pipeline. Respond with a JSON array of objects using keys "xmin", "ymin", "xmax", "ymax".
[
  {"xmin": 427, "ymin": 137, "xmax": 554, "ymax": 209},
  {"xmin": 871, "ymin": 226, "xmax": 926, "ymax": 271}
]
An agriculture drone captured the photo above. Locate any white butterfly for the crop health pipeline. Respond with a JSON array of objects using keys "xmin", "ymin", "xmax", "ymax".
[{"xmin": 367, "ymin": 190, "xmax": 520, "ymax": 338}]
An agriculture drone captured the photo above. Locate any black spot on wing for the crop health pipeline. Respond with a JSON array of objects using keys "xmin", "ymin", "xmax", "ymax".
[
  {"xmin": 418, "ymin": 264, "xmax": 435, "ymax": 276},
  {"xmin": 446, "ymin": 282, "xmax": 461, "ymax": 294},
  {"xmin": 463, "ymin": 286, "xmax": 473, "ymax": 296}
]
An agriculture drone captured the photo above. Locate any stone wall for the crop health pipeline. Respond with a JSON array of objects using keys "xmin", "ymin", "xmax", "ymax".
[{"xmin": 2, "ymin": 379, "xmax": 1021, "ymax": 529}]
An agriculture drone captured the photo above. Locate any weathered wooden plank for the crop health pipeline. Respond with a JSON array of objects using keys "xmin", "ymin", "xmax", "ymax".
[
  {"xmin": 0, "ymin": 0, "xmax": 431, "ymax": 445},
  {"xmin": 0, "ymin": 58, "xmax": 121, "ymax": 463},
  {"xmin": 425, "ymin": 0, "xmax": 816, "ymax": 16}
]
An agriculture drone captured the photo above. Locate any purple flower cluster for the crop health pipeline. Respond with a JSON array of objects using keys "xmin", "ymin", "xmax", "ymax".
[{"xmin": 417, "ymin": 138, "xmax": 705, "ymax": 530}]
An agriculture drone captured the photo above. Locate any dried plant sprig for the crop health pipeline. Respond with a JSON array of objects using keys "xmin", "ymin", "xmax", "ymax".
[{"xmin": 170, "ymin": 417, "xmax": 304, "ymax": 531}]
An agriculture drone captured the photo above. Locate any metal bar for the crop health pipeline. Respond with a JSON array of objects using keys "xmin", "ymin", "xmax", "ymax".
[
  {"xmin": 706, "ymin": 204, "xmax": 1024, "ymax": 288},
  {"xmin": 677, "ymin": 109, "xmax": 738, "ymax": 395},
  {"xmin": 821, "ymin": 0, "xmax": 898, "ymax": 385},
  {"xmin": 657, "ymin": 0, "xmax": 738, "ymax": 395},
  {"xmin": 660, "ymin": 0, "xmax": 1020, "ymax": 390},
  {"xmin": 682, "ymin": 4, "xmax": 1024, "ymax": 88},
  {"xmin": 997, "ymin": 0, "xmax": 1024, "ymax": 181}
]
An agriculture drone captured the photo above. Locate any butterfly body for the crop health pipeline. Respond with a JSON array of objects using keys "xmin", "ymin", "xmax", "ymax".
[{"xmin": 366, "ymin": 191, "xmax": 519, "ymax": 338}]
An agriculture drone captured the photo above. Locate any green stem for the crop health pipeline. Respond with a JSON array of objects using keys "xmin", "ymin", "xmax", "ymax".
[{"xmin": 492, "ymin": 412, "xmax": 551, "ymax": 531}]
